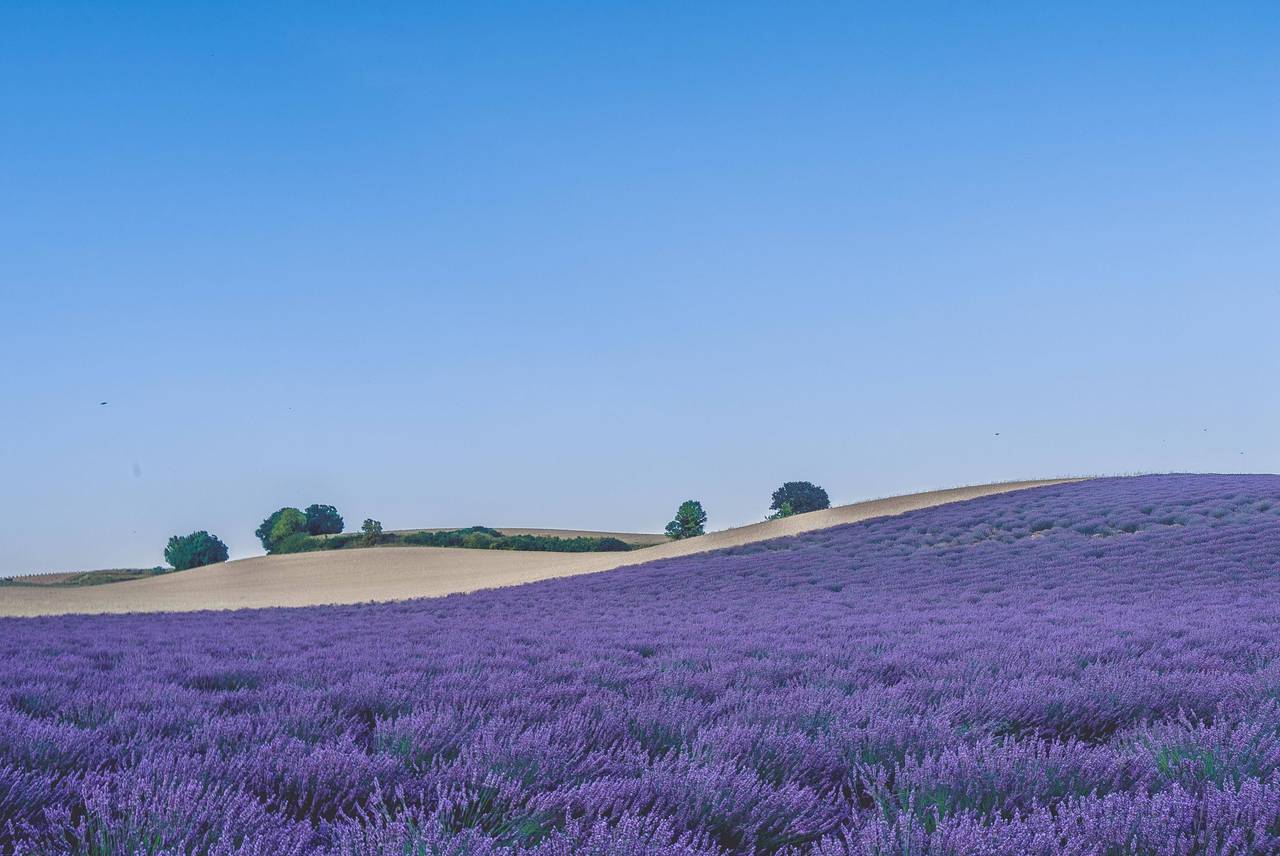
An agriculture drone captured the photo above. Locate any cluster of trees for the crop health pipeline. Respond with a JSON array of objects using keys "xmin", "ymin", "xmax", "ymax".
[
  {"xmin": 255, "ymin": 504, "xmax": 345, "ymax": 554},
  {"xmin": 162, "ymin": 502, "xmax": 349, "ymax": 571},
  {"xmin": 664, "ymin": 480, "xmax": 830, "ymax": 540}
]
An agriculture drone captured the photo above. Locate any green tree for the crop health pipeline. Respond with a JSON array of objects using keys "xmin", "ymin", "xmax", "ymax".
[
  {"xmin": 766, "ymin": 500, "xmax": 795, "ymax": 520},
  {"xmin": 164, "ymin": 531, "xmax": 229, "ymax": 570},
  {"xmin": 255, "ymin": 507, "xmax": 307, "ymax": 553},
  {"xmin": 304, "ymin": 504, "xmax": 344, "ymax": 535},
  {"xmin": 769, "ymin": 481, "xmax": 830, "ymax": 517},
  {"xmin": 665, "ymin": 500, "xmax": 707, "ymax": 540},
  {"xmin": 360, "ymin": 518, "xmax": 384, "ymax": 547}
]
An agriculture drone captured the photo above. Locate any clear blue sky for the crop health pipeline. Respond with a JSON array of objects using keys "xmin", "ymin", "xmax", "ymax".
[{"xmin": 2, "ymin": 3, "xmax": 1277, "ymax": 575}]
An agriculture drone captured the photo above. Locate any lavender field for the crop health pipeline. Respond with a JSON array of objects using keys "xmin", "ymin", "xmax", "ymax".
[{"xmin": 3, "ymin": 475, "xmax": 1280, "ymax": 855}]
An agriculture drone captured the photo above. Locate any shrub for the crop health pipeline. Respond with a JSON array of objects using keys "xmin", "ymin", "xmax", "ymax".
[
  {"xmin": 163, "ymin": 531, "xmax": 229, "ymax": 570},
  {"xmin": 273, "ymin": 532, "xmax": 320, "ymax": 554},
  {"xmin": 401, "ymin": 530, "xmax": 634, "ymax": 553},
  {"xmin": 461, "ymin": 532, "xmax": 498, "ymax": 549},
  {"xmin": 402, "ymin": 530, "xmax": 444, "ymax": 547},
  {"xmin": 769, "ymin": 481, "xmax": 830, "ymax": 517},
  {"xmin": 256, "ymin": 507, "xmax": 307, "ymax": 553},
  {"xmin": 665, "ymin": 500, "xmax": 707, "ymax": 540},
  {"xmin": 403, "ymin": 527, "xmax": 500, "ymax": 548},
  {"xmin": 361, "ymin": 519, "xmax": 384, "ymax": 547},
  {"xmin": 304, "ymin": 504, "xmax": 344, "ymax": 536}
]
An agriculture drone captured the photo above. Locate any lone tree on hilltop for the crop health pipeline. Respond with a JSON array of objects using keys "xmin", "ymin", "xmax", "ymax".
[
  {"xmin": 769, "ymin": 481, "xmax": 830, "ymax": 518},
  {"xmin": 360, "ymin": 518, "xmax": 384, "ymax": 547},
  {"xmin": 255, "ymin": 507, "xmax": 307, "ymax": 553},
  {"xmin": 665, "ymin": 500, "xmax": 707, "ymax": 540},
  {"xmin": 304, "ymin": 504, "xmax": 344, "ymax": 536},
  {"xmin": 164, "ymin": 531, "xmax": 229, "ymax": 570}
]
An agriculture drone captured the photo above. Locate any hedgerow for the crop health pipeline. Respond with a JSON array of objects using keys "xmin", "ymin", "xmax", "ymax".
[{"xmin": 274, "ymin": 528, "xmax": 637, "ymax": 554}]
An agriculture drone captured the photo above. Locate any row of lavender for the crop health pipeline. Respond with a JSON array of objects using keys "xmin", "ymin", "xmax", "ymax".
[{"xmin": 2, "ymin": 475, "xmax": 1280, "ymax": 854}]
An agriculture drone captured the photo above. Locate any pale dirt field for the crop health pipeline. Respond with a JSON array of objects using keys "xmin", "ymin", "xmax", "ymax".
[{"xmin": 0, "ymin": 479, "xmax": 1078, "ymax": 617}]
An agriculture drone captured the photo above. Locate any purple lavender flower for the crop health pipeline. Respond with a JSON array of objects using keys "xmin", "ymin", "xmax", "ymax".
[{"xmin": 3, "ymin": 474, "xmax": 1280, "ymax": 854}]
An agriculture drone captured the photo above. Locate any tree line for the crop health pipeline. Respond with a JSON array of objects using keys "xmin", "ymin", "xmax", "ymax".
[{"xmin": 162, "ymin": 480, "xmax": 831, "ymax": 570}]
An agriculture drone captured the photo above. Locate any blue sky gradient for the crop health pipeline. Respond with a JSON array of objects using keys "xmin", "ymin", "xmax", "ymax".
[{"xmin": 2, "ymin": 3, "xmax": 1277, "ymax": 574}]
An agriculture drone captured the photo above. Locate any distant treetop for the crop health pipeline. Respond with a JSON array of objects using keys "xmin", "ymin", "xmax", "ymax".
[
  {"xmin": 769, "ymin": 481, "xmax": 830, "ymax": 518},
  {"xmin": 256, "ymin": 507, "xmax": 307, "ymax": 553},
  {"xmin": 164, "ymin": 531, "xmax": 228, "ymax": 571},
  {"xmin": 304, "ymin": 504, "xmax": 344, "ymax": 536},
  {"xmin": 360, "ymin": 518, "xmax": 384, "ymax": 547},
  {"xmin": 665, "ymin": 500, "xmax": 707, "ymax": 540}
]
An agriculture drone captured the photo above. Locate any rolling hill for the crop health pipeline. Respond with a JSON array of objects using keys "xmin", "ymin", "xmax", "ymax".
[{"xmin": 0, "ymin": 479, "xmax": 1072, "ymax": 616}]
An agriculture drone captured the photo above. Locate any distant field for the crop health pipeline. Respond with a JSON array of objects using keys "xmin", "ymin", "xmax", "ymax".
[
  {"xmin": 0, "ymin": 479, "xmax": 1074, "ymax": 616},
  {"xmin": 0, "ymin": 567, "xmax": 171, "ymax": 587}
]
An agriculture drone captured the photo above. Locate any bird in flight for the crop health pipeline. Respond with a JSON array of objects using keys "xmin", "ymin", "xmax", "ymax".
[{"xmin": 99, "ymin": 401, "xmax": 108, "ymax": 406}]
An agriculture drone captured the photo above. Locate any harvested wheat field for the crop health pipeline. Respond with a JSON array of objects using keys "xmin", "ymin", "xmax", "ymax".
[{"xmin": 0, "ymin": 479, "xmax": 1076, "ymax": 617}]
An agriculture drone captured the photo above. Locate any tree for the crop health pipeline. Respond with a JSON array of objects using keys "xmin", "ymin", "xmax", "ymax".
[
  {"xmin": 361, "ymin": 518, "xmax": 383, "ymax": 547},
  {"xmin": 769, "ymin": 481, "xmax": 830, "ymax": 517},
  {"xmin": 164, "ymin": 531, "xmax": 229, "ymax": 570},
  {"xmin": 665, "ymin": 500, "xmax": 707, "ymax": 540},
  {"xmin": 255, "ymin": 507, "xmax": 307, "ymax": 553},
  {"xmin": 304, "ymin": 504, "xmax": 344, "ymax": 536}
]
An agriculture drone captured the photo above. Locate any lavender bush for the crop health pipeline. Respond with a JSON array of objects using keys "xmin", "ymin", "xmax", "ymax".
[{"xmin": 3, "ymin": 475, "xmax": 1280, "ymax": 854}]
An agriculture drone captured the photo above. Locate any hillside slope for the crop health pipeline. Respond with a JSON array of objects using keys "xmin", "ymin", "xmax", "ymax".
[{"xmin": 0, "ymin": 478, "xmax": 1073, "ymax": 616}]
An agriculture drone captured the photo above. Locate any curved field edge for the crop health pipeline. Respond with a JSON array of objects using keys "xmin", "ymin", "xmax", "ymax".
[{"xmin": 0, "ymin": 478, "xmax": 1079, "ymax": 616}]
